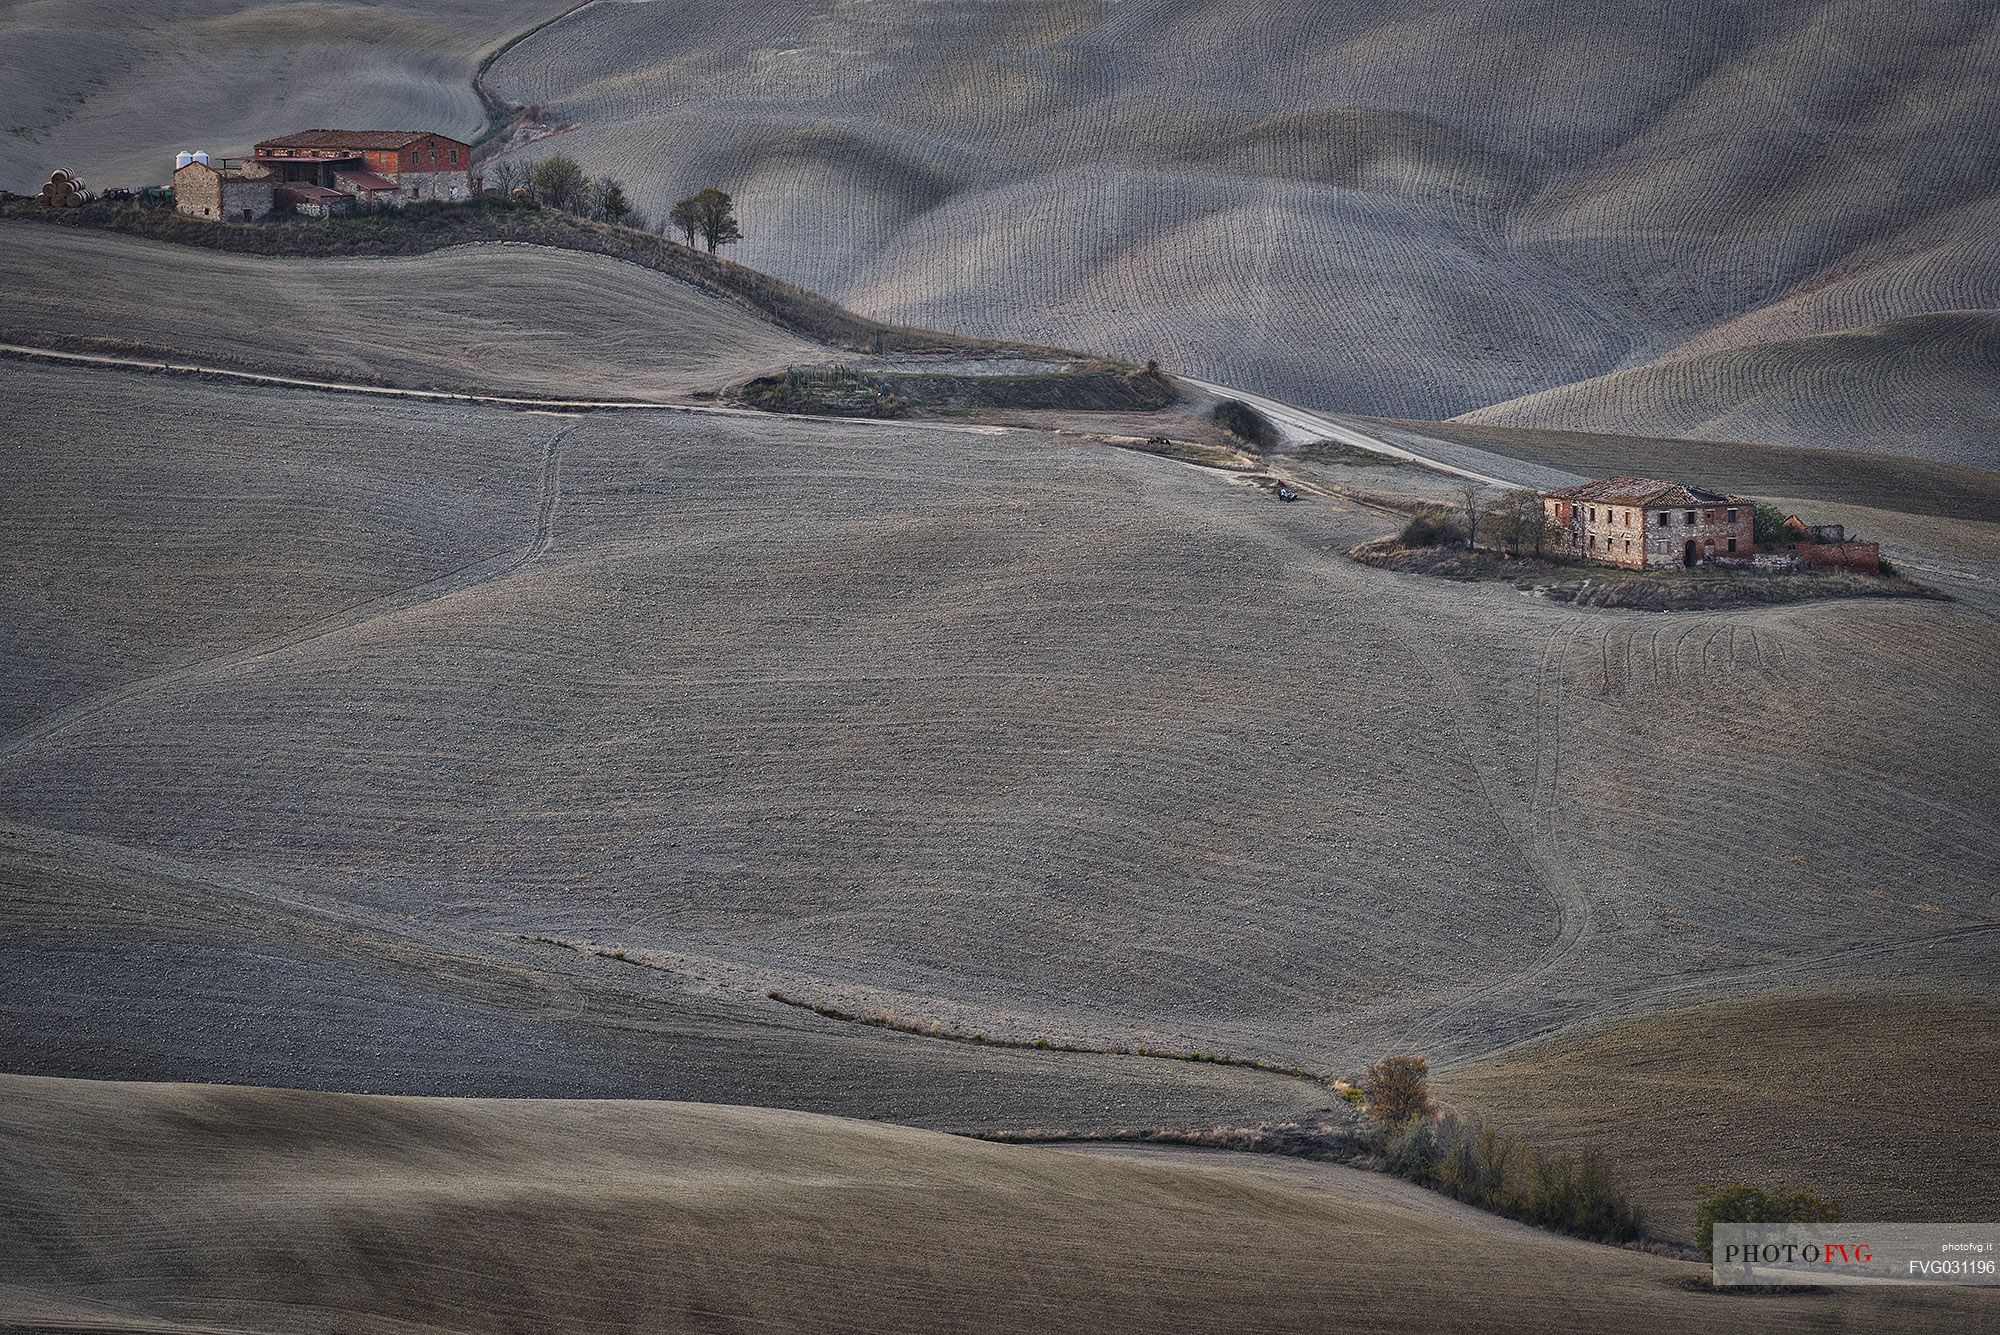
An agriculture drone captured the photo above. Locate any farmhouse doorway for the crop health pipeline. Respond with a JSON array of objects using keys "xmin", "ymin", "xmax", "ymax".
[{"xmin": 1684, "ymin": 539, "xmax": 1697, "ymax": 567}]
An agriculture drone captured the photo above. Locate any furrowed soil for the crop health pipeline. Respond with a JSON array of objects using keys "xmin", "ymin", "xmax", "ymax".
[
  {"xmin": 1435, "ymin": 989, "xmax": 2000, "ymax": 1244},
  {"xmin": 3, "ymin": 356, "xmax": 1994, "ymax": 1104},
  {"xmin": 0, "ymin": 104, "xmax": 1996, "ymax": 1326},
  {"xmin": 471, "ymin": 0, "xmax": 1998, "ymax": 453},
  {"xmin": 0, "ymin": 1, "xmax": 558, "ymax": 190},
  {"xmin": 0, "ymin": 225, "xmax": 821, "ymax": 398},
  {"xmin": 4, "ymin": 1074, "xmax": 1994, "ymax": 1335}
]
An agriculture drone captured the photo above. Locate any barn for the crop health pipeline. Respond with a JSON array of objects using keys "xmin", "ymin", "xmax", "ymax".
[{"xmin": 172, "ymin": 130, "xmax": 478, "ymax": 221}]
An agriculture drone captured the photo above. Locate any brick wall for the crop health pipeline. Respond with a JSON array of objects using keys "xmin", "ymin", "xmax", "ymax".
[{"xmin": 1793, "ymin": 541, "xmax": 1882, "ymax": 573}]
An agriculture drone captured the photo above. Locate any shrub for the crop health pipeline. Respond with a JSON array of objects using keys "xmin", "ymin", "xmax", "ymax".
[
  {"xmin": 1383, "ymin": 1116, "xmax": 1439, "ymax": 1179},
  {"xmin": 1397, "ymin": 508, "xmax": 1464, "ymax": 549},
  {"xmin": 1753, "ymin": 503, "xmax": 1794, "ymax": 548},
  {"xmin": 1212, "ymin": 399, "xmax": 1277, "ymax": 450},
  {"xmin": 1694, "ymin": 1185, "xmax": 1841, "ymax": 1258},
  {"xmin": 1362, "ymin": 1054, "xmax": 1436, "ymax": 1125},
  {"xmin": 1423, "ymin": 1115, "xmax": 1644, "ymax": 1243},
  {"xmin": 1570, "ymin": 1151, "xmax": 1646, "ymax": 1242}
]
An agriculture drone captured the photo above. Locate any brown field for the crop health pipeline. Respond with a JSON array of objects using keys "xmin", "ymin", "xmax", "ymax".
[
  {"xmin": 0, "ymin": 225, "xmax": 819, "ymax": 398},
  {"xmin": 4, "ymin": 1073, "xmax": 1994, "ymax": 1335},
  {"xmin": 1436, "ymin": 989, "xmax": 2000, "ymax": 1244},
  {"xmin": 1, "ymin": 35, "xmax": 1997, "ymax": 1320},
  {"xmin": 3, "ymin": 345, "xmax": 1994, "ymax": 1095}
]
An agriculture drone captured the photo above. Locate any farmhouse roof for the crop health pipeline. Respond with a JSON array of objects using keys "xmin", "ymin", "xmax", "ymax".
[
  {"xmin": 275, "ymin": 183, "xmax": 346, "ymax": 200},
  {"xmin": 333, "ymin": 169, "xmax": 401, "ymax": 192},
  {"xmin": 1544, "ymin": 477, "xmax": 1741, "ymax": 506},
  {"xmin": 257, "ymin": 130, "xmax": 443, "ymax": 150}
]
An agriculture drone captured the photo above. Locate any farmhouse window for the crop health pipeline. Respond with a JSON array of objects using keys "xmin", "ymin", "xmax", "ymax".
[
  {"xmin": 1685, "ymin": 511, "xmax": 1696, "ymax": 525},
  {"xmin": 1727, "ymin": 508, "xmax": 1738, "ymax": 522},
  {"xmin": 449, "ymin": 148, "xmax": 459, "ymax": 164},
  {"xmin": 1658, "ymin": 512, "xmax": 1669, "ymax": 526},
  {"xmin": 1728, "ymin": 538, "xmax": 1737, "ymax": 552}
]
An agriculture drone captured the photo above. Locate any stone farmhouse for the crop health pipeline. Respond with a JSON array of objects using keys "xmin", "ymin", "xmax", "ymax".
[
  {"xmin": 1542, "ymin": 477, "xmax": 1753, "ymax": 569},
  {"xmin": 174, "ymin": 130, "xmax": 477, "ymax": 222}
]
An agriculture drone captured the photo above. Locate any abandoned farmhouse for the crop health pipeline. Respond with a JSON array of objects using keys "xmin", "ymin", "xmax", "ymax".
[
  {"xmin": 173, "ymin": 130, "xmax": 477, "ymax": 221},
  {"xmin": 1540, "ymin": 477, "xmax": 1881, "ymax": 572},
  {"xmin": 1543, "ymin": 478, "xmax": 1753, "ymax": 569}
]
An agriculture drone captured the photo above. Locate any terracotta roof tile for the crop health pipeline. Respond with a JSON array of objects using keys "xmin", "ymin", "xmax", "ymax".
[{"xmin": 1544, "ymin": 477, "xmax": 1742, "ymax": 506}]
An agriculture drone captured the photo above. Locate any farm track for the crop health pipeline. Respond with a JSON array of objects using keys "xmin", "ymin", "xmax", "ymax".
[
  {"xmin": 0, "ymin": 341, "xmax": 1016, "ymax": 436},
  {"xmin": 0, "ymin": 340, "xmax": 1506, "ymax": 482}
]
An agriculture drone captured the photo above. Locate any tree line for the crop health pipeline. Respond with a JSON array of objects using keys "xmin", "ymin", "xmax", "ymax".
[{"xmin": 485, "ymin": 154, "xmax": 742, "ymax": 253}]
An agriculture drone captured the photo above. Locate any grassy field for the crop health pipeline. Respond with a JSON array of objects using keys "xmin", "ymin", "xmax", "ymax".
[{"xmin": 5, "ymin": 1073, "xmax": 1995, "ymax": 1335}]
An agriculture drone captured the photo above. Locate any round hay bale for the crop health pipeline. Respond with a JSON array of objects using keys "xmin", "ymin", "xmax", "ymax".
[{"xmin": 48, "ymin": 169, "xmax": 70, "ymax": 185}]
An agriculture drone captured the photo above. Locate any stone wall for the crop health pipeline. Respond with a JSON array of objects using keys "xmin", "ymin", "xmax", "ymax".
[
  {"xmin": 1544, "ymin": 495, "xmax": 1753, "ymax": 569},
  {"xmin": 173, "ymin": 164, "xmax": 273, "ymax": 222}
]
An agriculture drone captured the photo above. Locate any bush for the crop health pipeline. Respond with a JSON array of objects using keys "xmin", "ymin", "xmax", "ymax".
[
  {"xmin": 1212, "ymin": 398, "xmax": 1277, "ymax": 450},
  {"xmin": 1397, "ymin": 508, "xmax": 1464, "ymax": 548},
  {"xmin": 1694, "ymin": 1185, "xmax": 1841, "ymax": 1258},
  {"xmin": 1753, "ymin": 503, "xmax": 1795, "ymax": 548},
  {"xmin": 1362, "ymin": 1054, "xmax": 1436, "ymax": 1126},
  {"xmin": 1405, "ymin": 1113, "xmax": 1645, "ymax": 1244},
  {"xmin": 1383, "ymin": 1117, "xmax": 1439, "ymax": 1178}
]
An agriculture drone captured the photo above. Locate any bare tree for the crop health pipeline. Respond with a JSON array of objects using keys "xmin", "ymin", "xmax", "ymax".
[
  {"xmin": 1488, "ymin": 489, "xmax": 1549, "ymax": 556},
  {"xmin": 1459, "ymin": 482, "xmax": 1486, "ymax": 550},
  {"xmin": 486, "ymin": 158, "xmax": 521, "ymax": 198},
  {"xmin": 590, "ymin": 176, "xmax": 631, "ymax": 225}
]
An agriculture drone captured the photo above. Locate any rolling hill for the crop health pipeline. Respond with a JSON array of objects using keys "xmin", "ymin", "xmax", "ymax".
[
  {"xmin": 0, "ymin": 225, "xmax": 820, "ymax": 397},
  {"xmin": 6, "ymin": 3, "xmax": 1995, "ymax": 453},
  {"xmin": 1459, "ymin": 311, "xmax": 2000, "ymax": 467},
  {"xmin": 4, "ymin": 1073, "xmax": 1993, "ymax": 1334},
  {"xmin": 474, "ymin": 0, "xmax": 2000, "ymax": 444},
  {"xmin": 0, "ymin": 0, "xmax": 555, "ymax": 192}
]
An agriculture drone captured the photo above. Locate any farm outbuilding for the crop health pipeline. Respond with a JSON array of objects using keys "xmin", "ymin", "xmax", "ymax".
[
  {"xmin": 171, "ymin": 129, "xmax": 478, "ymax": 221},
  {"xmin": 253, "ymin": 130, "xmax": 477, "ymax": 205},
  {"xmin": 172, "ymin": 159, "xmax": 275, "ymax": 222}
]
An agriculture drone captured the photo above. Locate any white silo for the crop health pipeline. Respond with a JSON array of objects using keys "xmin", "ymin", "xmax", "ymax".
[
  {"xmin": 191, "ymin": 150, "xmax": 209, "ymax": 166},
  {"xmin": 175, "ymin": 151, "xmax": 194, "ymax": 170}
]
